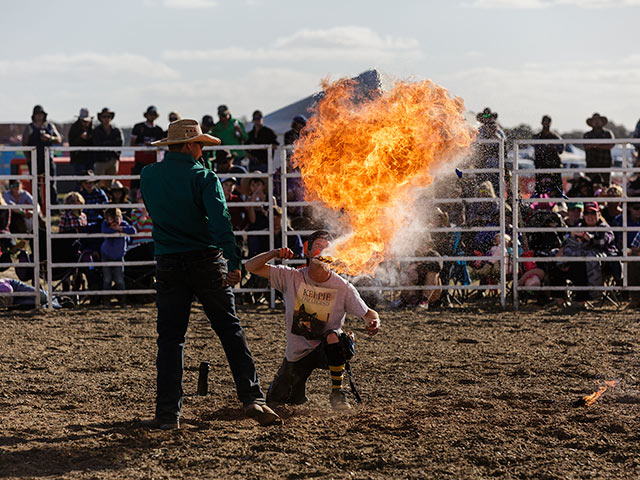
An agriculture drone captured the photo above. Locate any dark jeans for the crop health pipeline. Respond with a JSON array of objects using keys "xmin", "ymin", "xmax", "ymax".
[
  {"xmin": 154, "ymin": 249, "xmax": 265, "ymax": 421},
  {"xmin": 267, "ymin": 345, "xmax": 329, "ymax": 406}
]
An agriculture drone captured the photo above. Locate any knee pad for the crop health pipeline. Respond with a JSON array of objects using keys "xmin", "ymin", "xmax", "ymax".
[{"xmin": 325, "ymin": 341, "xmax": 346, "ymax": 366}]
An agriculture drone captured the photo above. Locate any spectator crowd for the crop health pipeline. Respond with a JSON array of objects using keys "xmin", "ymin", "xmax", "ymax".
[{"xmin": 2, "ymin": 103, "xmax": 640, "ymax": 311}]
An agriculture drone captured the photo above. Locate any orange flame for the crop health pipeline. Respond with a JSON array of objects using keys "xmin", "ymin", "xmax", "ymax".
[
  {"xmin": 583, "ymin": 380, "xmax": 619, "ymax": 406},
  {"xmin": 292, "ymin": 77, "xmax": 474, "ymax": 276}
]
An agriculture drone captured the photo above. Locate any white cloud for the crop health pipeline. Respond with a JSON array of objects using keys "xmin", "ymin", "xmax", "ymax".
[
  {"xmin": 465, "ymin": 0, "xmax": 640, "ymax": 7},
  {"xmin": 0, "ymin": 53, "xmax": 179, "ymax": 79},
  {"xmin": 442, "ymin": 60, "xmax": 640, "ymax": 129},
  {"xmin": 143, "ymin": 0, "xmax": 217, "ymax": 7},
  {"xmin": 163, "ymin": 26, "xmax": 423, "ymax": 63}
]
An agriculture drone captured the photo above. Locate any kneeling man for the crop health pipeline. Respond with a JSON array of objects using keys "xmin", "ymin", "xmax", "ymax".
[{"xmin": 245, "ymin": 230, "xmax": 380, "ymax": 409}]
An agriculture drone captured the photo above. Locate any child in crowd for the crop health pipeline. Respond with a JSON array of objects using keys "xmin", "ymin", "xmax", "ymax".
[
  {"xmin": 101, "ymin": 208, "xmax": 135, "ymax": 304},
  {"xmin": 58, "ymin": 192, "xmax": 87, "ymax": 233},
  {"xmin": 130, "ymin": 190, "xmax": 153, "ymax": 248}
]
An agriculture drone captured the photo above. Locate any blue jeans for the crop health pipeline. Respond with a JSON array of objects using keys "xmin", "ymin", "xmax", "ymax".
[
  {"xmin": 154, "ymin": 249, "xmax": 265, "ymax": 421},
  {"xmin": 102, "ymin": 265, "xmax": 125, "ymax": 290}
]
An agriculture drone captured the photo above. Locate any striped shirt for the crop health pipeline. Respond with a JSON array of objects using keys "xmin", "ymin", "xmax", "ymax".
[{"xmin": 131, "ymin": 209, "xmax": 153, "ymax": 245}]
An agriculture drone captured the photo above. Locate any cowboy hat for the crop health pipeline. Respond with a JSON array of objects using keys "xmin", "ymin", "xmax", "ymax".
[
  {"xmin": 144, "ymin": 105, "xmax": 159, "ymax": 118},
  {"xmin": 240, "ymin": 172, "xmax": 266, "ymax": 196},
  {"xmin": 108, "ymin": 180, "xmax": 129, "ymax": 195},
  {"xmin": 97, "ymin": 107, "xmax": 115, "ymax": 119},
  {"xmin": 476, "ymin": 107, "xmax": 498, "ymax": 124},
  {"xmin": 151, "ymin": 119, "xmax": 221, "ymax": 146},
  {"xmin": 586, "ymin": 113, "xmax": 608, "ymax": 127}
]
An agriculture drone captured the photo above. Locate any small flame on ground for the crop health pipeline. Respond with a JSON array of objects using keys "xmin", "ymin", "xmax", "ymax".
[
  {"xmin": 293, "ymin": 77, "xmax": 474, "ymax": 276},
  {"xmin": 581, "ymin": 380, "xmax": 619, "ymax": 407}
]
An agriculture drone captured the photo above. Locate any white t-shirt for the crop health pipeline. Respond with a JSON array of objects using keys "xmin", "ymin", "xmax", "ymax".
[{"xmin": 270, "ymin": 265, "xmax": 369, "ymax": 362}]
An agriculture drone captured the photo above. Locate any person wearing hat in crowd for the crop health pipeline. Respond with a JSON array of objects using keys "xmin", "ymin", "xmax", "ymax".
[
  {"xmin": 78, "ymin": 170, "xmax": 109, "ymax": 229},
  {"xmin": 92, "ymin": 108, "xmax": 123, "ymax": 189},
  {"xmin": 68, "ymin": 108, "xmax": 94, "ymax": 176},
  {"xmin": 284, "ymin": 115, "xmax": 307, "ymax": 147},
  {"xmin": 140, "ymin": 118, "xmax": 279, "ymax": 429},
  {"xmin": 214, "ymin": 149, "xmax": 247, "ymax": 195},
  {"xmin": 474, "ymin": 107, "xmax": 506, "ymax": 196},
  {"xmin": 247, "ymin": 110, "xmax": 278, "ymax": 173},
  {"xmin": 199, "ymin": 115, "xmax": 217, "ymax": 167},
  {"xmin": 130, "ymin": 106, "xmax": 165, "ymax": 194},
  {"xmin": 564, "ymin": 202, "xmax": 583, "ymax": 227},
  {"xmin": 583, "ymin": 113, "xmax": 615, "ymax": 186},
  {"xmin": 22, "ymin": 105, "xmax": 62, "ymax": 206},
  {"xmin": 220, "ymin": 175, "xmax": 246, "ymax": 233},
  {"xmin": 3, "ymin": 179, "xmax": 36, "ymax": 234},
  {"xmin": 599, "ymin": 184, "xmax": 623, "ymax": 226},
  {"xmin": 566, "ymin": 173, "xmax": 594, "ymax": 198},
  {"xmin": 210, "ymin": 105, "xmax": 248, "ymax": 163},
  {"xmin": 107, "ymin": 180, "xmax": 131, "ymax": 221},
  {"xmin": 532, "ymin": 115, "xmax": 564, "ymax": 197}
]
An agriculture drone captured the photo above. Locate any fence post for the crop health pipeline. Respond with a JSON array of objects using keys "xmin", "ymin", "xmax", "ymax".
[
  {"xmin": 29, "ymin": 147, "xmax": 41, "ymax": 308},
  {"xmin": 267, "ymin": 146, "xmax": 275, "ymax": 308},
  {"xmin": 499, "ymin": 139, "xmax": 506, "ymax": 308},
  {"xmin": 512, "ymin": 142, "xmax": 520, "ymax": 309},
  {"xmin": 44, "ymin": 147, "xmax": 53, "ymax": 309}
]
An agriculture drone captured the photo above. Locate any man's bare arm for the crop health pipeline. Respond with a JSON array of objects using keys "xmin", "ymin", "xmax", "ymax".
[{"xmin": 245, "ymin": 248, "xmax": 294, "ymax": 279}]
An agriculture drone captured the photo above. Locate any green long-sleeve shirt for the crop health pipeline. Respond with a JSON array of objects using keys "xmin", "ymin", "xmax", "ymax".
[{"xmin": 140, "ymin": 151, "xmax": 241, "ymax": 270}]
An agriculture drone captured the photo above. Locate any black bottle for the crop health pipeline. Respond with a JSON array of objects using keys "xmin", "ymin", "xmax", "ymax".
[{"xmin": 197, "ymin": 361, "xmax": 210, "ymax": 396}]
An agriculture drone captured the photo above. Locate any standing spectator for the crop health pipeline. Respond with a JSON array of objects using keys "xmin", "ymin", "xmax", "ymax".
[
  {"xmin": 633, "ymin": 117, "xmax": 640, "ymax": 156},
  {"xmin": 166, "ymin": 111, "xmax": 181, "ymax": 133},
  {"xmin": 210, "ymin": 105, "xmax": 248, "ymax": 163},
  {"xmin": 130, "ymin": 106, "xmax": 164, "ymax": 194},
  {"xmin": 532, "ymin": 115, "xmax": 563, "ymax": 196},
  {"xmin": 92, "ymin": 108, "xmax": 123, "ymax": 189},
  {"xmin": 474, "ymin": 108, "xmax": 506, "ymax": 195},
  {"xmin": 68, "ymin": 108, "xmax": 94, "ymax": 176},
  {"xmin": 284, "ymin": 115, "xmax": 306, "ymax": 147},
  {"xmin": 3, "ymin": 180, "xmax": 35, "ymax": 233},
  {"xmin": 21, "ymin": 105, "xmax": 62, "ymax": 206},
  {"xmin": 140, "ymin": 119, "xmax": 278, "ymax": 429},
  {"xmin": 247, "ymin": 110, "xmax": 278, "ymax": 172},
  {"xmin": 101, "ymin": 208, "xmax": 135, "ymax": 305},
  {"xmin": 583, "ymin": 113, "xmax": 615, "ymax": 186}
]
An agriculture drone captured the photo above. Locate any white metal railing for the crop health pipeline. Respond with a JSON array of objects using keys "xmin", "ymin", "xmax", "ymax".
[
  {"xmin": 5, "ymin": 140, "xmax": 512, "ymax": 309},
  {"xmin": 512, "ymin": 138, "xmax": 640, "ymax": 309},
  {"xmin": 0, "ymin": 146, "xmax": 41, "ymax": 306}
]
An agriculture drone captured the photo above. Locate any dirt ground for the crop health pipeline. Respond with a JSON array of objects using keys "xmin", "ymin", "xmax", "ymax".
[{"xmin": 1, "ymin": 302, "xmax": 640, "ymax": 480}]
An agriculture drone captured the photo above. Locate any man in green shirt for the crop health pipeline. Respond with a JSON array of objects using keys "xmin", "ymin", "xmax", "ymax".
[
  {"xmin": 209, "ymin": 105, "xmax": 248, "ymax": 163},
  {"xmin": 140, "ymin": 119, "xmax": 278, "ymax": 429}
]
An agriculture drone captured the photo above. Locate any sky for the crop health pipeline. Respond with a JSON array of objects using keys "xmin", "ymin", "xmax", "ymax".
[{"xmin": 1, "ymin": 0, "xmax": 639, "ymax": 133}]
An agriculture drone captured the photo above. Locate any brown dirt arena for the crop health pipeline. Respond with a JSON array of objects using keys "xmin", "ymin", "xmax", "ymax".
[{"xmin": 1, "ymin": 303, "xmax": 640, "ymax": 479}]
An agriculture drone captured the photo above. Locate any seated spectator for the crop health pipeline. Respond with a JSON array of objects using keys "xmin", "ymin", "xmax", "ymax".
[
  {"xmin": 130, "ymin": 191, "xmax": 153, "ymax": 250},
  {"xmin": 59, "ymin": 192, "xmax": 87, "ymax": 234},
  {"xmin": 600, "ymin": 184, "xmax": 623, "ymax": 226},
  {"xmin": 215, "ymin": 149, "xmax": 248, "ymax": 188},
  {"xmin": 0, "ymin": 195, "xmax": 12, "ymax": 269},
  {"xmin": 564, "ymin": 202, "xmax": 583, "ymax": 228},
  {"xmin": 243, "ymin": 174, "xmax": 269, "ymax": 258},
  {"xmin": 221, "ymin": 176, "xmax": 246, "ymax": 232},
  {"xmin": 558, "ymin": 202, "xmax": 617, "ymax": 308},
  {"xmin": 3, "ymin": 180, "xmax": 35, "ymax": 233},
  {"xmin": 0, "ymin": 277, "xmax": 64, "ymax": 309},
  {"xmin": 273, "ymin": 205, "xmax": 303, "ymax": 257},
  {"xmin": 78, "ymin": 170, "xmax": 109, "ymax": 230},
  {"xmin": 471, "ymin": 233, "xmax": 511, "ymax": 283},
  {"xmin": 101, "ymin": 208, "xmax": 135, "ymax": 305},
  {"xmin": 398, "ymin": 247, "xmax": 443, "ymax": 309},
  {"xmin": 107, "ymin": 181, "xmax": 131, "ymax": 221},
  {"xmin": 566, "ymin": 175, "xmax": 594, "ymax": 198},
  {"xmin": 610, "ymin": 201, "xmax": 640, "ymax": 251},
  {"xmin": 247, "ymin": 110, "xmax": 278, "ymax": 172}
]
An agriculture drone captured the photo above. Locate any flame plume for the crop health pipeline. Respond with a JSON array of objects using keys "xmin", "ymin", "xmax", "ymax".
[
  {"xmin": 292, "ymin": 77, "xmax": 475, "ymax": 275},
  {"xmin": 582, "ymin": 380, "xmax": 619, "ymax": 407}
]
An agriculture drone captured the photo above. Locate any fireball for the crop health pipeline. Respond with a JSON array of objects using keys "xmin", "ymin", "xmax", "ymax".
[{"xmin": 292, "ymin": 77, "xmax": 475, "ymax": 276}]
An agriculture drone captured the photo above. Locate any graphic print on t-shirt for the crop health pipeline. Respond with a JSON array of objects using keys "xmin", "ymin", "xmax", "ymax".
[{"xmin": 291, "ymin": 282, "xmax": 337, "ymax": 340}]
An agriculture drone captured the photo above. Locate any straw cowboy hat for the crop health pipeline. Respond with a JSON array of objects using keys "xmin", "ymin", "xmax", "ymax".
[
  {"xmin": 151, "ymin": 119, "xmax": 222, "ymax": 146},
  {"xmin": 586, "ymin": 113, "xmax": 608, "ymax": 127}
]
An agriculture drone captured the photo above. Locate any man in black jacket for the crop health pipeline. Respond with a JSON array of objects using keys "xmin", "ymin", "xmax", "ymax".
[
  {"xmin": 92, "ymin": 108, "xmax": 123, "ymax": 188},
  {"xmin": 68, "ymin": 108, "xmax": 94, "ymax": 176}
]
